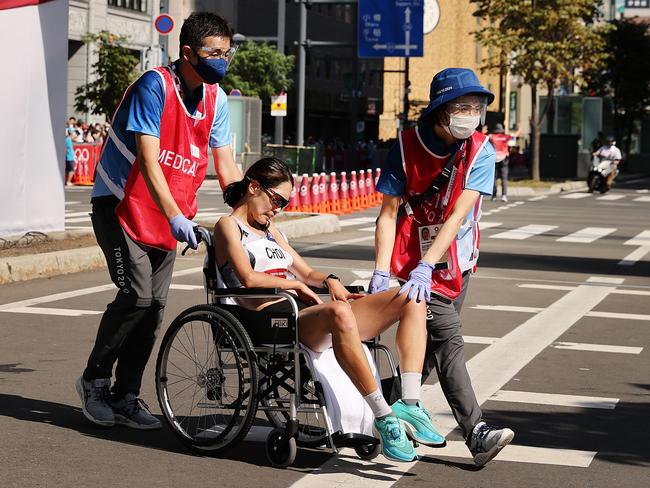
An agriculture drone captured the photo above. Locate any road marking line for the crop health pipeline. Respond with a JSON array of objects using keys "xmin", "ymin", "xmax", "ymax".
[
  {"xmin": 419, "ymin": 441, "xmax": 597, "ymax": 468},
  {"xmin": 490, "ymin": 224, "xmax": 557, "ymax": 240},
  {"xmin": 65, "ymin": 216, "xmax": 92, "ymax": 223},
  {"xmin": 552, "ymin": 342, "xmax": 643, "ymax": 354},
  {"xmin": 623, "ymin": 230, "xmax": 650, "ymax": 247},
  {"xmin": 0, "ymin": 267, "xmax": 203, "ymax": 313},
  {"xmin": 2, "ymin": 306, "xmax": 102, "ymax": 316},
  {"xmin": 618, "ymin": 246, "xmax": 650, "ymax": 266},
  {"xmin": 489, "ymin": 390, "xmax": 619, "ymax": 409},
  {"xmin": 479, "ymin": 221, "xmax": 502, "ymax": 230},
  {"xmin": 64, "ymin": 211, "xmax": 92, "ymax": 218},
  {"xmin": 473, "ymin": 305, "xmax": 650, "ymax": 321},
  {"xmin": 519, "ymin": 283, "xmax": 650, "ymax": 296},
  {"xmin": 463, "ymin": 335, "xmax": 498, "ymax": 345},
  {"xmin": 556, "ymin": 227, "xmax": 616, "ymax": 243},
  {"xmin": 637, "ymin": 189, "xmax": 649, "ymax": 194},
  {"xmin": 300, "ymin": 235, "xmax": 374, "ymax": 253},
  {"xmin": 596, "ymin": 194, "xmax": 625, "ymax": 201},
  {"xmin": 64, "ymin": 201, "xmax": 81, "ymax": 205},
  {"xmin": 586, "ymin": 276, "xmax": 625, "ymax": 284},
  {"xmin": 633, "ymin": 196, "xmax": 650, "ymax": 202},
  {"xmin": 560, "ymin": 193, "xmax": 591, "ymax": 199},
  {"xmin": 358, "ymin": 226, "xmax": 376, "ymax": 232},
  {"xmin": 528, "ymin": 195, "xmax": 548, "ymax": 202}
]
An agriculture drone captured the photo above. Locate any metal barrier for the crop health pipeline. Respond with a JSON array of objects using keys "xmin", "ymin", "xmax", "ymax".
[{"xmin": 263, "ymin": 144, "xmax": 316, "ymax": 175}]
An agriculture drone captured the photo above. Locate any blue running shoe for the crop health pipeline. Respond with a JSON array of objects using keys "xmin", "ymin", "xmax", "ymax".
[
  {"xmin": 392, "ymin": 400, "xmax": 446, "ymax": 447},
  {"xmin": 373, "ymin": 415, "xmax": 418, "ymax": 462}
]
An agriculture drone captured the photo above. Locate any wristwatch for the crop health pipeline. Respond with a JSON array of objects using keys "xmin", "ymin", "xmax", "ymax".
[{"xmin": 322, "ymin": 274, "xmax": 340, "ymax": 289}]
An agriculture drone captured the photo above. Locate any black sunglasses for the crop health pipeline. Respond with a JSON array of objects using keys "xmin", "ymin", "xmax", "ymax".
[{"xmin": 261, "ymin": 185, "xmax": 290, "ymax": 209}]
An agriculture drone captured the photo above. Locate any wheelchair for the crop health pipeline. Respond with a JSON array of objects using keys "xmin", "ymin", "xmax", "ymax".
[{"xmin": 155, "ymin": 227, "xmax": 399, "ymax": 467}]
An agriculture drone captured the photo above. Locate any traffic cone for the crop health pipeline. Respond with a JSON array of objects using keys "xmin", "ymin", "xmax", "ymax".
[
  {"xmin": 286, "ymin": 174, "xmax": 299, "ymax": 211},
  {"xmin": 339, "ymin": 171, "xmax": 351, "ymax": 213},
  {"xmin": 374, "ymin": 168, "xmax": 382, "ymax": 205},
  {"xmin": 318, "ymin": 172, "xmax": 330, "ymax": 213},
  {"xmin": 349, "ymin": 171, "xmax": 361, "ymax": 211},
  {"xmin": 358, "ymin": 170, "xmax": 368, "ymax": 208},
  {"xmin": 311, "ymin": 173, "xmax": 321, "ymax": 213},
  {"xmin": 328, "ymin": 172, "xmax": 342, "ymax": 215},
  {"xmin": 366, "ymin": 169, "xmax": 377, "ymax": 206},
  {"xmin": 299, "ymin": 173, "xmax": 312, "ymax": 212}
]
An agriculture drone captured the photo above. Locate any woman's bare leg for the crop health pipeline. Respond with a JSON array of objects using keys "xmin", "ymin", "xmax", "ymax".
[
  {"xmin": 298, "ymin": 301, "xmax": 378, "ymax": 395},
  {"xmin": 349, "ymin": 289, "xmax": 427, "ymax": 373}
]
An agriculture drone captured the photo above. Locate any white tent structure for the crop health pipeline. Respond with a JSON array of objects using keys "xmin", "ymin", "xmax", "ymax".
[{"xmin": 0, "ymin": 0, "xmax": 68, "ymax": 237}]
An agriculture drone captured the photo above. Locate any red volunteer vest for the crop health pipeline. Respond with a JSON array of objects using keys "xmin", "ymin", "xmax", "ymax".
[
  {"xmin": 489, "ymin": 132, "xmax": 510, "ymax": 162},
  {"xmin": 116, "ymin": 66, "xmax": 218, "ymax": 250},
  {"xmin": 390, "ymin": 128, "xmax": 487, "ymax": 300}
]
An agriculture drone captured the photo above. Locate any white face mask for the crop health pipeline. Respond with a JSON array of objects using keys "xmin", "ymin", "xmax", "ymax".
[{"xmin": 445, "ymin": 114, "xmax": 481, "ymax": 140}]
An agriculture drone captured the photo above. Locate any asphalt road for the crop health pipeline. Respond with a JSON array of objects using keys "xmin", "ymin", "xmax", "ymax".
[{"xmin": 1, "ymin": 178, "xmax": 649, "ymax": 487}]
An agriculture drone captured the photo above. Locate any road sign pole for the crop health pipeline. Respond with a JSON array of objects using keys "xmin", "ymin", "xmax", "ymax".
[
  {"xmin": 275, "ymin": 0, "xmax": 285, "ymax": 145},
  {"xmin": 403, "ymin": 56, "xmax": 410, "ymax": 131},
  {"xmin": 296, "ymin": 2, "xmax": 307, "ymax": 147}
]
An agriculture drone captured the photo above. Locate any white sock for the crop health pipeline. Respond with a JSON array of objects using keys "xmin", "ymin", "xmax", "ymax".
[
  {"xmin": 401, "ymin": 372, "xmax": 422, "ymax": 405},
  {"xmin": 364, "ymin": 388, "xmax": 393, "ymax": 419}
]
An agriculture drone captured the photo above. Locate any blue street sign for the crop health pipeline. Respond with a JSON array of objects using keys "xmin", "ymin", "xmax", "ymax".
[{"xmin": 358, "ymin": 0, "xmax": 424, "ymax": 58}]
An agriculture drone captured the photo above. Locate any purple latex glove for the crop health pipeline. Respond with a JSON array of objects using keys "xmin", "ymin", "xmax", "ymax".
[
  {"xmin": 398, "ymin": 260, "xmax": 435, "ymax": 302},
  {"xmin": 368, "ymin": 270, "xmax": 390, "ymax": 294},
  {"xmin": 169, "ymin": 215, "xmax": 198, "ymax": 249}
]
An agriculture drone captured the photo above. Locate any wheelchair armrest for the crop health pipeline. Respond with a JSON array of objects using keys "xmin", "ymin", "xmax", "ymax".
[
  {"xmin": 211, "ymin": 287, "xmax": 283, "ymax": 297},
  {"xmin": 308, "ymin": 285, "xmax": 366, "ymax": 295}
]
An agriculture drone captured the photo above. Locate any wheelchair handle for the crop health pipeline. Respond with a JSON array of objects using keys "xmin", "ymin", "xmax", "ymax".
[{"xmin": 181, "ymin": 225, "xmax": 213, "ymax": 255}]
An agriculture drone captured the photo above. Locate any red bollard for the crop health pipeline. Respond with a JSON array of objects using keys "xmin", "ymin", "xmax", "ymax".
[
  {"xmin": 328, "ymin": 172, "xmax": 341, "ymax": 215},
  {"xmin": 365, "ymin": 169, "xmax": 376, "ymax": 206},
  {"xmin": 286, "ymin": 174, "xmax": 299, "ymax": 211},
  {"xmin": 318, "ymin": 172, "xmax": 330, "ymax": 213},
  {"xmin": 349, "ymin": 171, "xmax": 361, "ymax": 211},
  {"xmin": 311, "ymin": 173, "xmax": 321, "ymax": 213},
  {"xmin": 339, "ymin": 171, "xmax": 351, "ymax": 213}
]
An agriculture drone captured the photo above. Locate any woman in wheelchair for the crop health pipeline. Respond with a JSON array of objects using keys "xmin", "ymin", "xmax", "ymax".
[{"xmin": 213, "ymin": 157, "xmax": 446, "ymax": 462}]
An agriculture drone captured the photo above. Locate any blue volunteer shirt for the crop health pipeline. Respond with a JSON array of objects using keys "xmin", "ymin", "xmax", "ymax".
[
  {"xmin": 377, "ymin": 127, "xmax": 495, "ymax": 272},
  {"xmin": 92, "ymin": 66, "xmax": 231, "ymax": 198}
]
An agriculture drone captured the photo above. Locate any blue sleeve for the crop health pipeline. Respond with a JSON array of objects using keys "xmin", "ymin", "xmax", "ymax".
[
  {"xmin": 465, "ymin": 142, "xmax": 495, "ymax": 196},
  {"xmin": 376, "ymin": 143, "xmax": 406, "ymax": 196},
  {"xmin": 210, "ymin": 86, "xmax": 231, "ymax": 148},
  {"xmin": 126, "ymin": 71, "xmax": 165, "ymax": 138}
]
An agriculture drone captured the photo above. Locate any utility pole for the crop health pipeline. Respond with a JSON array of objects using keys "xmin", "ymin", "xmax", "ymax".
[
  {"xmin": 296, "ymin": 1, "xmax": 307, "ymax": 146},
  {"xmin": 403, "ymin": 57, "xmax": 410, "ymax": 130},
  {"xmin": 275, "ymin": 0, "xmax": 286, "ymax": 145}
]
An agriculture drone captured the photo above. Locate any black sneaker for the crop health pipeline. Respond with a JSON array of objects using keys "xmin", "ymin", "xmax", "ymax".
[
  {"xmin": 466, "ymin": 421, "xmax": 514, "ymax": 466},
  {"xmin": 75, "ymin": 376, "xmax": 114, "ymax": 427},
  {"xmin": 111, "ymin": 393, "xmax": 161, "ymax": 430}
]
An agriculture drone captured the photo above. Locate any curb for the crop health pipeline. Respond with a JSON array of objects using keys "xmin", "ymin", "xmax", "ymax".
[
  {"xmin": 0, "ymin": 213, "xmax": 340, "ymax": 286},
  {"xmin": 507, "ymin": 181, "xmax": 587, "ymax": 196}
]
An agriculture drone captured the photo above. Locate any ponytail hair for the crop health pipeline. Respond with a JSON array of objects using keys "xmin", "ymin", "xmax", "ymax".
[{"xmin": 223, "ymin": 157, "xmax": 293, "ymax": 208}]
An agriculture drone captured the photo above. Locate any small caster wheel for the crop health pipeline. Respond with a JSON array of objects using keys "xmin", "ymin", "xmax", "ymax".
[
  {"xmin": 355, "ymin": 442, "xmax": 381, "ymax": 460},
  {"xmin": 266, "ymin": 428, "xmax": 297, "ymax": 468}
]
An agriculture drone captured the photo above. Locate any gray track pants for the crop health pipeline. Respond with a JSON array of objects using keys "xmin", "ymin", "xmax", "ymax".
[
  {"xmin": 83, "ymin": 196, "xmax": 176, "ymax": 397},
  {"xmin": 389, "ymin": 272, "xmax": 482, "ymax": 439}
]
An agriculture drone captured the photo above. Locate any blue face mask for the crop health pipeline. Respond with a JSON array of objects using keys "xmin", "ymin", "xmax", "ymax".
[{"xmin": 192, "ymin": 55, "xmax": 228, "ymax": 85}]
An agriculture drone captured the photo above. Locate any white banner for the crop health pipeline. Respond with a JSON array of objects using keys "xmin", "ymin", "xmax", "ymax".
[{"xmin": 0, "ymin": 0, "xmax": 68, "ymax": 237}]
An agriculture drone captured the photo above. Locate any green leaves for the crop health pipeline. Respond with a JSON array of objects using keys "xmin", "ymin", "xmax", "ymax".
[
  {"xmin": 220, "ymin": 41, "xmax": 295, "ymax": 102},
  {"xmin": 74, "ymin": 31, "xmax": 139, "ymax": 119}
]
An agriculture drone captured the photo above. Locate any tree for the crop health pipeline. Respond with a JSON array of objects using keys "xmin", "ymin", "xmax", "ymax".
[
  {"xmin": 471, "ymin": 0, "xmax": 610, "ymax": 180},
  {"xmin": 74, "ymin": 31, "xmax": 139, "ymax": 120},
  {"xmin": 220, "ymin": 41, "xmax": 295, "ymax": 104},
  {"xmin": 582, "ymin": 19, "xmax": 650, "ymax": 158}
]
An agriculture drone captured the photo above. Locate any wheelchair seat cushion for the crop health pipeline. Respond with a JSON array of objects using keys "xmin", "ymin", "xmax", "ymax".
[{"xmin": 217, "ymin": 298, "xmax": 310, "ymax": 346}]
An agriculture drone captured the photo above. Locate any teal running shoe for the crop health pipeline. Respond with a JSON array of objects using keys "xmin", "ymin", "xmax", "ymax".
[
  {"xmin": 373, "ymin": 415, "xmax": 418, "ymax": 462},
  {"xmin": 392, "ymin": 400, "xmax": 446, "ymax": 447}
]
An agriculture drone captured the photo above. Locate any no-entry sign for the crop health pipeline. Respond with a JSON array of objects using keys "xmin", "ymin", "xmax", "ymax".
[{"xmin": 154, "ymin": 14, "xmax": 174, "ymax": 35}]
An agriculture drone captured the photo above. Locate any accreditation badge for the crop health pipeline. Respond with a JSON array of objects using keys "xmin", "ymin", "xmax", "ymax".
[{"xmin": 418, "ymin": 224, "xmax": 449, "ymax": 269}]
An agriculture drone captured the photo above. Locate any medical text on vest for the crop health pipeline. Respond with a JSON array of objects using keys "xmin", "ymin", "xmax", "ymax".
[{"xmin": 157, "ymin": 149, "xmax": 198, "ymax": 176}]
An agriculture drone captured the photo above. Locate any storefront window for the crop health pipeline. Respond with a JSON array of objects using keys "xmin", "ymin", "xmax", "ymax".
[{"xmin": 107, "ymin": 0, "xmax": 147, "ymax": 13}]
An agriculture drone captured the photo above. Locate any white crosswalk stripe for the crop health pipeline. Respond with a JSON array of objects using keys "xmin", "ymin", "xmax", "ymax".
[
  {"xmin": 596, "ymin": 194, "xmax": 625, "ymax": 201},
  {"xmin": 478, "ymin": 221, "xmax": 502, "ymax": 230},
  {"xmin": 489, "ymin": 390, "xmax": 619, "ymax": 410},
  {"xmin": 490, "ymin": 224, "xmax": 557, "ymax": 240},
  {"xmin": 633, "ymin": 196, "xmax": 650, "ymax": 202},
  {"xmin": 556, "ymin": 227, "xmax": 616, "ymax": 243},
  {"xmin": 560, "ymin": 193, "xmax": 591, "ymax": 199}
]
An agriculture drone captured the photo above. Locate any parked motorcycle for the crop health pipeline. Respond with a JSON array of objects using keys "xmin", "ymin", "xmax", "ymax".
[{"xmin": 587, "ymin": 155, "xmax": 618, "ymax": 194}]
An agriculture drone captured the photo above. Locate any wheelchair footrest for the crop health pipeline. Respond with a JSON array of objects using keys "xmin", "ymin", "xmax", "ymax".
[{"xmin": 330, "ymin": 432, "xmax": 379, "ymax": 448}]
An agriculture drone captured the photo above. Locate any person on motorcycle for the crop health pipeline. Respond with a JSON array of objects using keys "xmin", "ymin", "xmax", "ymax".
[{"xmin": 592, "ymin": 135, "xmax": 622, "ymax": 188}]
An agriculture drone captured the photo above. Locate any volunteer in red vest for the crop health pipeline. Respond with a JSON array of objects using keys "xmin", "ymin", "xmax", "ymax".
[
  {"xmin": 75, "ymin": 12, "xmax": 241, "ymax": 430},
  {"xmin": 489, "ymin": 123, "xmax": 512, "ymax": 202},
  {"xmin": 369, "ymin": 68, "xmax": 515, "ymax": 466}
]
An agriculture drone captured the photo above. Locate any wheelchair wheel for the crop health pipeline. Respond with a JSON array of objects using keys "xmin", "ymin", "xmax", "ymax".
[
  {"xmin": 266, "ymin": 428, "xmax": 297, "ymax": 468},
  {"xmin": 258, "ymin": 352, "xmax": 329, "ymax": 448},
  {"xmin": 355, "ymin": 442, "xmax": 382, "ymax": 460},
  {"xmin": 156, "ymin": 305, "xmax": 258, "ymax": 453}
]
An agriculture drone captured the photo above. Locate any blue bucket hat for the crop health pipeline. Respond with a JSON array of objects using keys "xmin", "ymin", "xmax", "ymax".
[{"xmin": 420, "ymin": 68, "xmax": 495, "ymax": 121}]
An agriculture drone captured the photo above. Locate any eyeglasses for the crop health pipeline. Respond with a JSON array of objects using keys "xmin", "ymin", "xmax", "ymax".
[
  {"xmin": 196, "ymin": 45, "xmax": 238, "ymax": 60},
  {"xmin": 447, "ymin": 103, "xmax": 484, "ymax": 116},
  {"xmin": 261, "ymin": 186, "xmax": 290, "ymax": 209}
]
